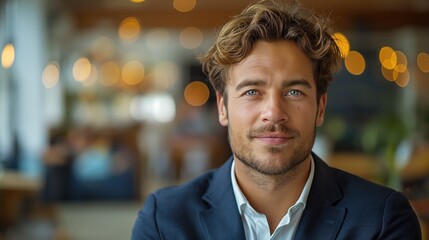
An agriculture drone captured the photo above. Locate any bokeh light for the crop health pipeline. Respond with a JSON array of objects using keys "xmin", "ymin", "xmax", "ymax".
[
  {"xmin": 380, "ymin": 47, "xmax": 412, "ymax": 87},
  {"xmin": 381, "ymin": 65, "xmax": 395, "ymax": 82},
  {"xmin": 130, "ymin": 94, "xmax": 176, "ymax": 123},
  {"xmin": 118, "ymin": 17, "xmax": 141, "ymax": 44},
  {"xmin": 1, "ymin": 43, "xmax": 15, "ymax": 69},
  {"xmin": 344, "ymin": 51, "xmax": 365, "ymax": 75},
  {"xmin": 379, "ymin": 46, "xmax": 397, "ymax": 70},
  {"xmin": 332, "ymin": 32, "xmax": 350, "ymax": 58},
  {"xmin": 42, "ymin": 62, "xmax": 60, "ymax": 88},
  {"xmin": 179, "ymin": 27, "xmax": 203, "ymax": 49},
  {"xmin": 81, "ymin": 63, "xmax": 98, "ymax": 87},
  {"xmin": 395, "ymin": 69, "xmax": 410, "ymax": 88},
  {"xmin": 173, "ymin": 0, "xmax": 196, "ymax": 13},
  {"xmin": 73, "ymin": 57, "xmax": 92, "ymax": 82},
  {"xmin": 184, "ymin": 81, "xmax": 210, "ymax": 107},
  {"xmin": 393, "ymin": 51, "xmax": 407, "ymax": 73},
  {"xmin": 130, "ymin": 0, "xmax": 145, "ymax": 3},
  {"xmin": 417, "ymin": 52, "xmax": 429, "ymax": 73},
  {"xmin": 122, "ymin": 60, "xmax": 145, "ymax": 85}
]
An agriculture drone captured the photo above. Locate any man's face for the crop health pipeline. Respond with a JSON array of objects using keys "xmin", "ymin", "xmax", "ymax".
[{"xmin": 217, "ymin": 40, "xmax": 327, "ymax": 176}]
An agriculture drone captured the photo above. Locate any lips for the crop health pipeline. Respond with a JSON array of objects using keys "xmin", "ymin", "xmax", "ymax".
[
  {"xmin": 254, "ymin": 133, "xmax": 293, "ymax": 145},
  {"xmin": 248, "ymin": 125, "xmax": 299, "ymax": 145}
]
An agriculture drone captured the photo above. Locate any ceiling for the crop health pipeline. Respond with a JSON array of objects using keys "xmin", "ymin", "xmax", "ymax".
[{"xmin": 58, "ymin": 0, "xmax": 429, "ymax": 31}]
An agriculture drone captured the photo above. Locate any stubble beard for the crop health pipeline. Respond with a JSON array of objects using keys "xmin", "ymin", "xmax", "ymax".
[{"xmin": 229, "ymin": 123, "xmax": 316, "ymax": 177}]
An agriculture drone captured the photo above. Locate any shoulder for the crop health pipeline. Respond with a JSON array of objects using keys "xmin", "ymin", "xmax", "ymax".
[
  {"xmin": 313, "ymin": 155, "xmax": 415, "ymax": 215},
  {"xmin": 333, "ymin": 167, "xmax": 392, "ymax": 194},
  {"xmin": 131, "ymin": 170, "xmax": 219, "ymax": 240},
  {"xmin": 330, "ymin": 167, "xmax": 421, "ymax": 239},
  {"xmin": 150, "ymin": 158, "xmax": 233, "ymax": 207},
  {"xmin": 314, "ymin": 155, "xmax": 396, "ymax": 200},
  {"xmin": 330, "ymin": 165, "xmax": 416, "ymax": 214},
  {"xmin": 326, "ymin": 162, "xmax": 402, "ymax": 206},
  {"xmin": 152, "ymin": 169, "xmax": 217, "ymax": 207}
]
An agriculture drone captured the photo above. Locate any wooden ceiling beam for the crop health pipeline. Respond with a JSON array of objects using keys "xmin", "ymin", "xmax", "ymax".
[{"xmin": 70, "ymin": 8, "xmax": 429, "ymax": 31}]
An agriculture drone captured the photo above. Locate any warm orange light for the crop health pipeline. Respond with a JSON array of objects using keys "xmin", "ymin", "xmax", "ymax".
[
  {"xmin": 42, "ymin": 62, "xmax": 60, "ymax": 88},
  {"xmin": 130, "ymin": 0, "xmax": 145, "ymax": 3},
  {"xmin": 395, "ymin": 69, "xmax": 410, "ymax": 88},
  {"xmin": 118, "ymin": 17, "xmax": 141, "ymax": 43},
  {"xmin": 173, "ymin": 0, "xmax": 196, "ymax": 13},
  {"xmin": 184, "ymin": 81, "xmax": 210, "ymax": 107},
  {"xmin": 332, "ymin": 32, "xmax": 350, "ymax": 58},
  {"xmin": 122, "ymin": 60, "xmax": 145, "ymax": 85},
  {"xmin": 417, "ymin": 52, "xmax": 429, "ymax": 73},
  {"xmin": 73, "ymin": 57, "xmax": 92, "ymax": 82},
  {"xmin": 381, "ymin": 65, "xmax": 395, "ymax": 82},
  {"xmin": 379, "ymin": 46, "xmax": 397, "ymax": 70},
  {"xmin": 179, "ymin": 27, "xmax": 203, "ymax": 49},
  {"xmin": 344, "ymin": 51, "xmax": 365, "ymax": 75},
  {"xmin": 81, "ymin": 64, "xmax": 98, "ymax": 87},
  {"xmin": 1, "ymin": 43, "xmax": 15, "ymax": 69},
  {"xmin": 394, "ymin": 51, "xmax": 407, "ymax": 73}
]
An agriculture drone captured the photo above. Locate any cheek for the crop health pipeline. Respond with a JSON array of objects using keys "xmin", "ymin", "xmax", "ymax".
[
  {"xmin": 229, "ymin": 103, "xmax": 256, "ymax": 125},
  {"xmin": 291, "ymin": 103, "xmax": 319, "ymax": 127}
]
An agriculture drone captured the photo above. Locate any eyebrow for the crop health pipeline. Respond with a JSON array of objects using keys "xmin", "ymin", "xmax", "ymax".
[
  {"xmin": 281, "ymin": 79, "xmax": 312, "ymax": 89},
  {"xmin": 235, "ymin": 79, "xmax": 312, "ymax": 91},
  {"xmin": 235, "ymin": 79, "xmax": 266, "ymax": 91}
]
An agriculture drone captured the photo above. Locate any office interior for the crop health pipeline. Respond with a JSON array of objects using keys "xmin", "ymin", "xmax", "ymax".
[{"xmin": 0, "ymin": 0, "xmax": 428, "ymax": 239}]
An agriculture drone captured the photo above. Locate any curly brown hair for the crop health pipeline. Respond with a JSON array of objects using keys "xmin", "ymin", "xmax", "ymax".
[{"xmin": 199, "ymin": 0, "xmax": 341, "ymax": 101}]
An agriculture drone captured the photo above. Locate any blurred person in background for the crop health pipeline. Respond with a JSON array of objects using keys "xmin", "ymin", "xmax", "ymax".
[
  {"xmin": 42, "ymin": 128, "xmax": 75, "ymax": 202},
  {"xmin": 42, "ymin": 126, "xmax": 136, "ymax": 202},
  {"xmin": 70, "ymin": 127, "xmax": 136, "ymax": 200},
  {"xmin": 132, "ymin": 0, "xmax": 421, "ymax": 239}
]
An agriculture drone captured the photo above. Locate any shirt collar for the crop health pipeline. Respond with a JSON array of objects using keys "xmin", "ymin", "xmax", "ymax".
[
  {"xmin": 231, "ymin": 156, "xmax": 315, "ymax": 214},
  {"xmin": 231, "ymin": 160, "xmax": 247, "ymax": 214}
]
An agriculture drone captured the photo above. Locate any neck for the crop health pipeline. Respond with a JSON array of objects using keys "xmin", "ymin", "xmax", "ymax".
[{"xmin": 234, "ymin": 156, "xmax": 312, "ymax": 233}]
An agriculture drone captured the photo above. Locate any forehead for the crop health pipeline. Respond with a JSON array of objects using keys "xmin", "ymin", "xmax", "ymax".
[{"xmin": 228, "ymin": 40, "xmax": 314, "ymax": 86}]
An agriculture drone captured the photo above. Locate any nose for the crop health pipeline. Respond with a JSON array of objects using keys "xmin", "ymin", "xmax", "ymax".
[{"xmin": 261, "ymin": 94, "xmax": 288, "ymax": 124}]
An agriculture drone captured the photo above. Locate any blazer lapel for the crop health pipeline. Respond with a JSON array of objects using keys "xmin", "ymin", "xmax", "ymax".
[
  {"xmin": 295, "ymin": 153, "xmax": 346, "ymax": 240},
  {"xmin": 199, "ymin": 158, "xmax": 246, "ymax": 240}
]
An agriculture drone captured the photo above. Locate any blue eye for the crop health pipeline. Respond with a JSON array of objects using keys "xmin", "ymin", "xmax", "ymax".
[
  {"xmin": 245, "ymin": 90, "xmax": 258, "ymax": 96},
  {"xmin": 288, "ymin": 90, "xmax": 302, "ymax": 96}
]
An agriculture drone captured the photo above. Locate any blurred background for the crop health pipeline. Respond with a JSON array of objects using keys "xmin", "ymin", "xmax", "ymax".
[{"xmin": 0, "ymin": 0, "xmax": 428, "ymax": 239}]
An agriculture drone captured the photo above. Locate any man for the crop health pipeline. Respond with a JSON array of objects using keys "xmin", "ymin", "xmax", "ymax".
[{"xmin": 132, "ymin": 0, "xmax": 422, "ymax": 239}]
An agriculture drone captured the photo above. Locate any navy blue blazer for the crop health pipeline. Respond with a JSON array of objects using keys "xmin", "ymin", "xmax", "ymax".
[{"xmin": 132, "ymin": 153, "xmax": 421, "ymax": 239}]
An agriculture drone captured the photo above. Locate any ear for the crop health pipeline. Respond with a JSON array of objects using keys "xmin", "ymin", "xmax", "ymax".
[
  {"xmin": 216, "ymin": 92, "xmax": 228, "ymax": 126},
  {"xmin": 316, "ymin": 93, "xmax": 327, "ymax": 127}
]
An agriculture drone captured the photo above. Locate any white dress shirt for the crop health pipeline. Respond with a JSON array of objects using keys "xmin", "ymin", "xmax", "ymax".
[{"xmin": 231, "ymin": 157, "xmax": 315, "ymax": 240}]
